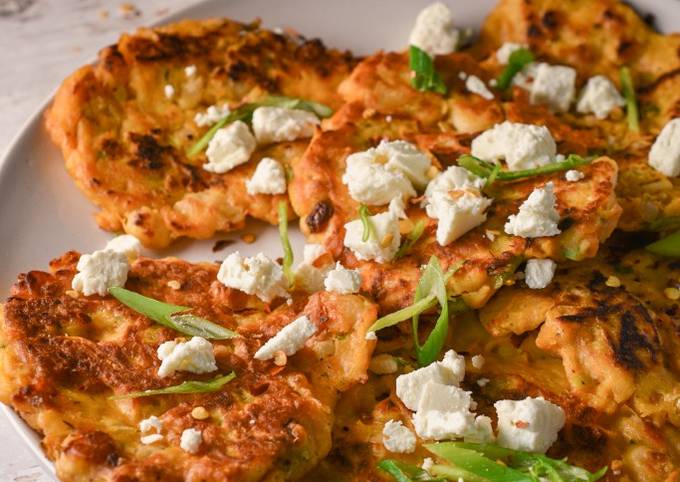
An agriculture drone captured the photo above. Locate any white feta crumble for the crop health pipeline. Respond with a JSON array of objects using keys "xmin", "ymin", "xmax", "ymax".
[
  {"xmin": 458, "ymin": 71, "xmax": 468, "ymax": 81},
  {"xmin": 471, "ymin": 121, "xmax": 556, "ymax": 170},
  {"xmin": 204, "ymin": 121, "xmax": 256, "ymax": 174},
  {"xmin": 382, "ymin": 420, "xmax": 417, "ymax": 453},
  {"xmin": 426, "ymin": 190, "xmax": 492, "ymax": 246},
  {"xmin": 495, "ymin": 396, "xmax": 565, "ymax": 453},
  {"xmin": 140, "ymin": 434, "xmax": 164, "ymax": 445},
  {"xmin": 422, "ymin": 457, "xmax": 435, "ymax": 473},
  {"xmin": 342, "ymin": 140, "xmax": 432, "ymax": 205},
  {"xmin": 565, "ymin": 169, "xmax": 585, "ymax": 182},
  {"xmin": 496, "ymin": 42, "xmax": 527, "ymax": 64},
  {"xmin": 525, "ymin": 259, "xmax": 556, "ymax": 289},
  {"xmin": 72, "ymin": 249, "xmax": 129, "ymax": 296},
  {"xmin": 156, "ymin": 336, "xmax": 217, "ymax": 378},
  {"xmin": 365, "ymin": 331, "xmax": 377, "ymax": 341},
  {"xmin": 396, "ymin": 350, "xmax": 465, "ymax": 410},
  {"xmin": 409, "ymin": 2, "xmax": 460, "ymax": 57},
  {"xmin": 164, "ymin": 84, "xmax": 175, "ymax": 99},
  {"xmin": 649, "ymin": 118, "xmax": 680, "ymax": 177},
  {"xmin": 527, "ymin": 63, "xmax": 577, "ymax": 112},
  {"xmin": 139, "ymin": 415, "xmax": 163, "ymax": 433},
  {"xmin": 251, "ymin": 106, "xmax": 319, "ymax": 144},
  {"xmin": 294, "ymin": 243, "xmax": 332, "ymax": 293},
  {"xmin": 465, "ymin": 75, "xmax": 494, "ymax": 100},
  {"xmin": 194, "ymin": 104, "xmax": 231, "ymax": 127},
  {"xmin": 343, "ymin": 209, "xmax": 401, "ymax": 263},
  {"xmin": 217, "ymin": 252, "xmax": 288, "ymax": 302},
  {"xmin": 105, "ymin": 234, "xmax": 141, "ymax": 260},
  {"xmin": 477, "ymin": 377, "xmax": 490, "ymax": 387},
  {"xmin": 254, "ymin": 315, "xmax": 317, "ymax": 360},
  {"xmin": 245, "ymin": 157, "xmax": 287, "ymax": 195},
  {"xmin": 324, "ymin": 262, "xmax": 361, "ymax": 294},
  {"xmin": 576, "ymin": 75, "xmax": 625, "ymax": 119},
  {"xmin": 425, "ymin": 165, "xmax": 486, "ymax": 197},
  {"xmin": 180, "ymin": 428, "xmax": 202, "ymax": 454},
  {"xmin": 504, "ymin": 182, "xmax": 561, "ymax": 238},
  {"xmin": 184, "ymin": 65, "xmax": 197, "ymax": 77},
  {"xmin": 471, "ymin": 354, "xmax": 485, "ymax": 369}
]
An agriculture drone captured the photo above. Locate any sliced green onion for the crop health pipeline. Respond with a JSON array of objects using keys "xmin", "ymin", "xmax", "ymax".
[
  {"xmin": 108, "ymin": 287, "xmax": 238, "ymax": 339},
  {"xmin": 409, "ymin": 45, "xmax": 447, "ymax": 95},
  {"xmin": 496, "ymin": 48, "xmax": 534, "ymax": 91},
  {"xmin": 458, "ymin": 154, "xmax": 590, "ymax": 181},
  {"xmin": 110, "ymin": 372, "xmax": 236, "ymax": 399},
  {"xmin": 646, "ymin": 229, "xmax": 680, "ymax": 257},
  {"xmin": 278, "ymin": 201, "xmax": 295, "ymax": 284},
  {"xmin": 187, "ymin": 95, "xmax": 333, "ymax": 157},
  {"xmin": 620, "ymin": 66, "xmax": 639, "ymax": 132},
  {"xmin": 395, "ymin": 219, "xmax": 427, "ymax": 259},
  {"xmin": 377, "ymin": 459, "xmax": 446, "ymax": 482},
  {"xmin": 367, "ymin": 294, "xmax": 438, "ymax": 333},
  {"xmin": 429, "ymin": 464, "xmax": 490, "ymax": 482},
  {"xmin": 426, "ymin": 442, "xmax": 607, "ymax": 482},
  {"xmin": 359, "ymin": 204, "xmax": 377, "ymax": 242}
]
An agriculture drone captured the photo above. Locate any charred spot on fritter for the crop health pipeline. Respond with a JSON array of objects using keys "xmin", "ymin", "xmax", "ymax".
[
  {"xmin": 128, "ymin": 133, "xmax": 170, "ymax": 170},
  {"xmin": 612, "ymin": 309, "xmax": 658, "ymax": 370},
  {"xmin": 306, "ymin": 200, "xmax": 334, "ymax": 233}
]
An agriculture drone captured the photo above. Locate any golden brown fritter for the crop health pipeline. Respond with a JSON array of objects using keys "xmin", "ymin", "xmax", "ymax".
[
  {"xmin": 45, "ymin": 19, "xmax": 355, "ymax": 248},
  {"xmin": 289, "ymin": 103, "xmax": 621, "ymax": 313},
  {"xmin": 0, "ymin": 252, "xmax": 377, "ymax": 481}
]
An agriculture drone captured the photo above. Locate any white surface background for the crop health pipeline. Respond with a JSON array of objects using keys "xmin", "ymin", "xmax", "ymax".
[{"xmin": 0, "ymin": 2, "xmax": 198, "ymax": 477}]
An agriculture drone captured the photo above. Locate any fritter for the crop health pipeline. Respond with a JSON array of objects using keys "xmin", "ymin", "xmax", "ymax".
[
  {"xmin": 0, "ymin": 252, "xmax": 377, "ymax": 481},
  {"xmin": 289, "ymin": 103, "xmax": 621, "ymax": 313},
  {"xmin": 45, "ymin": 19, "xmax": 355, "ymax": 248},
  {"xmin": 306, "ymin": 245, "xmax": 680, "ymax": 481}
]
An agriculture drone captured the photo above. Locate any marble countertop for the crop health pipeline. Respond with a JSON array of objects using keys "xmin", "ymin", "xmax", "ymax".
[{"xmin": 0, "ymin": 2, "xmax": 198, "ymax": 478}]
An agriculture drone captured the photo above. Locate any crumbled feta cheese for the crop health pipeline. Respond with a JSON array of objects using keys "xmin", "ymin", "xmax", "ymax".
[
  {"xmin": 382, "ymin": 420, "xmax": 417, "ymax": 453},
  {"xmin": 72, "ymin": 249, "xmax": 129, "ymax": 296},
  {"xmin": 565, "ymin": 169, "xmax": 585, "ymax": 182},
  {"xmin": 471, "ymin": 355, "xmax": 485, "ymax": 369},
  {"xmin": 489, "ymin": 78, "xmax": 498, "ymax": 87},
  {"xmin": 194, "ymin": 104, "xmax": 231, "ymax": 127},
  {"xmin": 477, "ymin": 377, "xmax": 490, "ymax": 387},
  {"xmin": 139, "ymin": 415, "xmax": 162, "ymax": 433},
  {"xmin": 343, "ymin": 209, "xmax": 401, "ymax": 263},
  {"xmin": 422, "ymin": 457, "xmax": 435, "ymax": 473},
  {"xmin": 140, "ymin": 434, "xmax": 163, "ymax": 445},
  {"xmin": 204, "ymin": 121, "xmax": 256, "ymax": 174},
  {"xmin": 294, "ymin": 244, "xmax": 332, "ymax": 293},
  {"xmin": 251, "ymin": 106, "xmax": 319, "ymax": 144},
  {"xmin": 365, "ymin": 331, "xmax": 377, "ymax": 341},
  {"xmin": 254, "ymin": 315, "xmax": 317, "ymax": 360},
  {"xmin": 396, "ymin": 350, "xmax": 465, "ymax": 410},
  {"xmin": 576, "ymin": 75, "xmax": 625, "ymax": 119},
  {"xmin": 465, "ymin": 415, "xmax": 495, "ymax": 443},
  {"xmin": 217, "ymin": 252, "xmax": 288, "ymax": 302},
  {"xmin": 409, "ymin": 2, "xmax": 460, "ymax": 57},
  {"xmin": 528, "ymin": 63, "xmax": 577, "ymax": 112},
  {"xmin": 495, "ymin": 396, "xmax": 565, "ymax": 453},
  {"xmin": 425, "ymin": 165, "xmax": 486, "ymax": 198},
  {"xmin": 458, "ymin": 71, "xmax": 468, "ymax": 81},
  {"xmin": 649, "ymin": 118, "xmax": 680, "ymax": 177},
  {"xmin": 156, "ymin": 336, "xmax": 217, "ymax": 378},
  {"xmin": 342, "ymin": 140, "xmax": 432, "ymax": 205},
  {"xmin": 180, "ymin": 428, "xmax": 202, "ymax": 454},
  {"xmin": 388, "ymin": 196, "xmax": 408, "ymax": 220},
  {"xmin": 324, "ymin": 262, "xmax": 361, "ymax": 294},
  {"xmin": 525, "ymin": 259, "xmax": 556, "ymax": 289},
  {"xmin": 416, "ymin": 380, "xmax": 473, "ymax": 413},
  {"xmin": 465, "ymin": 75, "xmax": 494, "ymax": 100},
  {"xmin": 184, "ymin": 65, "xmax": 197, "ymax": 77},
  {"xmin": 245, "ymin": 157, "xmax": 287, "ymax": 195},
  {"xmin": 496, "ymin": 42, "xmax": 527, "ymax": 64},
  {"xmin": 504, "ymin": 182, "xmax": 561, "ymax": 238},
  {"xmin": 105, "ymin": 234, "xmax": 141, "ymax": 260},
  {"xmin": 426, "ymin": 190, "xmax": 492, "ymax": 246},
  {"xmin": 471, "ymin": 122, "xmax": 556, "ymax": 170},
  {"xmin": 164, "ymin": 84, "xmax": 175, "ymax": 99}
]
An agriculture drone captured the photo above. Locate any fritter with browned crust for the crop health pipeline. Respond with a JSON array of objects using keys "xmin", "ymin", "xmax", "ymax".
[
  {"xmin": 289, "ymin": 103, "xmax": 621, "ymax": 313},
  {"xmin": 0, "ymin": 252, "xmax": 377, "ymax": 481},
  {"xmin": 45, "ymin": 19, "xmax": 355, "ymax": 248}
]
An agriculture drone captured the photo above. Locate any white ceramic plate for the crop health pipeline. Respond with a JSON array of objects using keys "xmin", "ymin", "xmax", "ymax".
[{"xmin": 1, "ymin": 0, "xmax": 677, "ymax": 478}]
